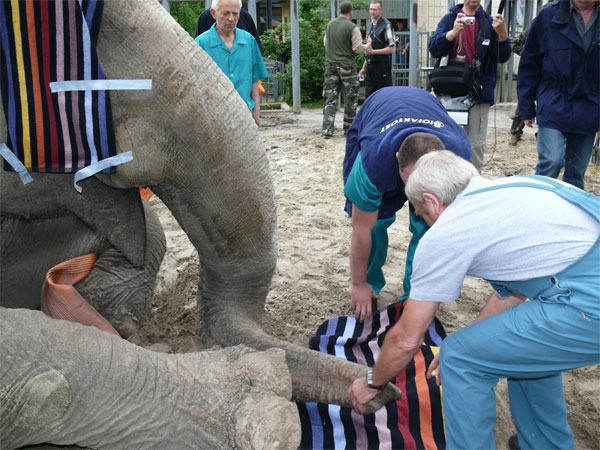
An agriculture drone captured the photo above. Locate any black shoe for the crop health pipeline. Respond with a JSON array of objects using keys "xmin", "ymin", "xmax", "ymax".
[
  {"xmin": 322, "ymin": 133, "xmax": 333, "ymax": 139},
  {"xmin": 508, "ymin": 433, "xmax": 520, "ymax": 450}
]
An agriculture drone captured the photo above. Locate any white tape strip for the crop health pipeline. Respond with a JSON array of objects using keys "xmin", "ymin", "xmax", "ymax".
[
  {"xmin": 50, "ymin": 79, "xmax": 152, "ymax": 93},
  {"xmin": 73, "ymin": 151, "xmax": 134, "ymax": 193},
  {"xmin": 0, "ymin": 143, "xmax": 34, "ymax": 184}
]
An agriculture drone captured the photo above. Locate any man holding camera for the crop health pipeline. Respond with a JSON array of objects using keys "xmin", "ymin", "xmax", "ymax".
[{"xmin": 429, "ymin": 1, "xmax": 510, "ymax": 171}]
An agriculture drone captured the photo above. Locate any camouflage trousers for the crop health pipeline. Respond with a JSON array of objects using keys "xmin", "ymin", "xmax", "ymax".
[
  {"xmin": 511, "ymin": 106, "xmax": 525, "ymax": 137},
  {"xmin": 322, "ymin": 62, "xmax": 359, "ymax": 136}
]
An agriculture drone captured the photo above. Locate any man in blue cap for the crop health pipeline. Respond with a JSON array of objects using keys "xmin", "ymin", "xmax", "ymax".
[{"xmin": 343, "ymin": 86, "xmax": 472, "ymax": 321}]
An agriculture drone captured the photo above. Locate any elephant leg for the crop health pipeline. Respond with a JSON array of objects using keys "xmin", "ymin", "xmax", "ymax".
[
  {"xmin": 75, "ymin": 199, "xmax": 166, "ymax": 338},
  {"xmin": 0, "ymin": 308, "xmax": 301, "ymax": 449}
]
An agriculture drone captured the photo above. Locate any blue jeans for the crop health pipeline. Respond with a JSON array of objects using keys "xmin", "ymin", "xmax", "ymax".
[{"xmin": 536, "ymin": 127, "xmax": 595, "ymax": 190}]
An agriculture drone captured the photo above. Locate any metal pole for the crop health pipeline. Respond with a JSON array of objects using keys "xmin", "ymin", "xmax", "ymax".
[
  {"xmin": 205, "ymin": 0, "xmax": 212, "ymax": 10},
  {"xmin": 506, "ymin": 0, "xmax": 517, "ymax": 102},
  {"xmin": 291, "ymin": 0, "xmax": 301, "ymax": 113},
  {"xmin": 248, "ymin": 0, "xmax": 257, "ymax": 26},
  {"xmin": 267, "ymin": 0, "xmax": 273, "ymax": 29},
  {"xmin": 524, "ymin": 0, "xmax": 533, "ymax": 29},
  {"xmin": 331, "ymin": 0, "xmax": 335, "ymax": 19},
  {"xmin": 536, "ymin": 0, "xmax": 543, "ymax": 15},
  {"xmin": 408, "ymin": 0, "xmax": 418, "ymax": 87},
  {"xmin": 161, "ymin": 0, "xmax": 170, "ymax": 13}
]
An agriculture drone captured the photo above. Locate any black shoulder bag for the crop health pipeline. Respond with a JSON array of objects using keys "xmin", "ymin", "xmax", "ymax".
[{"xmin": 430, "ymin": 14, "xmax": 489, "ymax": 98}]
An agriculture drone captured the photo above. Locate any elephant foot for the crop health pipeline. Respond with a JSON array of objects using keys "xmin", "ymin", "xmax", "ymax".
[
  {"xmin": 233, "ymin": 348, "xmax": 301, "ymax": 450},
  {"xmin": 1, "ymin": 369, "xmax": 72, "ymax": 448},
  {"xmin": 235, "ymin": 395, "xmax": 301, "ymax": 450}
]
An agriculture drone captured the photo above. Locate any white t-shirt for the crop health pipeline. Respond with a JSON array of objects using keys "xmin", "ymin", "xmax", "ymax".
[{"xmin": 409, "ymin": 177, "xmax": 600, "ymax": 302}]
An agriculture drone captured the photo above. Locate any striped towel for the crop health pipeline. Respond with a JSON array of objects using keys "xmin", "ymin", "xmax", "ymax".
[
  {"xmin": 0, "ymin": 0, "xmax": 117, "ymax": 174},
  {"xmin": 298, "ymin": 300, "xmax": 446, "ymax": 449}
]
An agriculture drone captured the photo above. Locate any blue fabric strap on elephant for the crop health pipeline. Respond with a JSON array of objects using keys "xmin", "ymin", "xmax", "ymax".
[{"xmin": 298, "ymin": 301, "xmax": 447, "ymax": 449}]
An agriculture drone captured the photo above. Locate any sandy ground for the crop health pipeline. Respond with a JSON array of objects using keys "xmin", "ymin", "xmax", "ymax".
[{"xmin": 132, "ymin": 102, "xmax": 600, "ymax": 450}]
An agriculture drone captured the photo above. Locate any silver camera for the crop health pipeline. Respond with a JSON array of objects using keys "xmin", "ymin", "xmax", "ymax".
[{"xmin": 463, "ymin": 17, "xmax": 475, "ymax": 25}]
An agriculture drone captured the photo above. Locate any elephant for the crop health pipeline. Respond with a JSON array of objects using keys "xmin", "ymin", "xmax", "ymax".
[{"xmin": 0, "ymin": 0, "xmax": 400, "ymax": 447}]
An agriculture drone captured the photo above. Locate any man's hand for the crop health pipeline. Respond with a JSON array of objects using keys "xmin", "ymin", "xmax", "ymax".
[
  {"xmin": 524, "ymin": 117, "xmax": 536, "ymax": 127},
  {"xmin": 447, "ymin": 12, "xmax": 466, "ymax": 41},
  {"xmin": 492, "ymin": 13, "xmax": 509, "ymax": 42},
  {"xmin": 349, "ymin": 377, "xmax": 380, "ymax": 414},
  {"xmin": 365, "ymin": 42, "xmax": 374, "ymax": 55},
  {"xmin": 252, "ymin": 106, "xmax": 260, "ymax": 126},
  {"xmin": 426, "ymin": 352, "xmax": 441, "ymax": 386},
  {"xmin": 350, "ymin": 282, "xmax": 374, "ymax": 322},
  {"xmin": 359, "ymin": 67, "xmax": 366, "ymax": 77}
]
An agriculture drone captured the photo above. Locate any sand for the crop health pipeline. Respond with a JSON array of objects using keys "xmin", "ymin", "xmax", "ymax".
[{"xmin": 132, "ymin": 103, "xmax": 600, "ymax": 449}]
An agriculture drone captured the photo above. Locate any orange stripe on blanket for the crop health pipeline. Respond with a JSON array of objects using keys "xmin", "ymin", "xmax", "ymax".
[
  {"xmin": 25, "ymin": 0, "xmax": 46, "ymax": 168},
  {"xmin": 414, "ymin": 348, "xmax": 436, "ymax": 450},
  {"xmin": 41, "ymin": 254, "xmax": 120, "ymax": 336}
]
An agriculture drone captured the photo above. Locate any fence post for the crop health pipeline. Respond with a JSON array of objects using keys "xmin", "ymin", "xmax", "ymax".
[
  {"xmin": 409, "ymin": 0, "xmax": 418, "ymax": 87},
  {"xmin": 291, "ymin": 0, "xmax": 301, "ymax": 113}
]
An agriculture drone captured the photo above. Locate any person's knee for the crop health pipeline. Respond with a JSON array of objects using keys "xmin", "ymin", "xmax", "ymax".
[{"xmin": 440, "ymin": 333, "xmax": 463, "ymax": 370}]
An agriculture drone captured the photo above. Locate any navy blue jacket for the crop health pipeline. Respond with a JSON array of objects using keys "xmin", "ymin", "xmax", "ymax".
[
  {"xmin": 428, "ymin": 4, "xmax": 511, "ymax": 104},
  {"xmin": 517, "ymin": 1, "xmax": 599, "ymax": 134},
  {"xmin": 343, "ymin": 87, "xmax": 472, "ymax": 219}
]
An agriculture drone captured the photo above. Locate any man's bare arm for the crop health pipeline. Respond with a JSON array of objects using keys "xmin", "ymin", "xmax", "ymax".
[
  {"xmin": 350, "ymin": 298, "xmax": 440, "ymax": 413},
  {"xmin": 251, "ymin": 81, "xmax": 260, "ymax": 126},
  {"xmin": 352, "ymin": 27, "xmax": 367, "ymax": 53},
  {"xmin": 366, "ymin": 44, "xmax": 396, "ymax": 56},
  {"xmin": 476, "ymin": 291, "xmax": 526, "ymax": 322},
  {"xmin": 349, "ymin": 205, "xmax": 379, "ymax": 322}
]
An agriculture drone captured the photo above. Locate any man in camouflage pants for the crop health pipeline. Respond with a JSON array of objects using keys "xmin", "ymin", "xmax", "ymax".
[{"xmin": 322, "ymin": 1, "xmax": 367, "ymax": 138}]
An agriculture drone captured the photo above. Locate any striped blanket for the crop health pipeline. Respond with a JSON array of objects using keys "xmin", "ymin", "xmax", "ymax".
[
  {"xmin": 298, "ymin": 300, "xmax": 446, "ymax": 449},
  {"xmin": 0, "ymin": 0, "xmax": 117, "ymax": 174}
]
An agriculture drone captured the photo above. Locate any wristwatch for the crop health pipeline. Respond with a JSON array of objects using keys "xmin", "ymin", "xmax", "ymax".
[{"xmin": 366, "ymin": 369, "xmax": 384, "ymax": 390}]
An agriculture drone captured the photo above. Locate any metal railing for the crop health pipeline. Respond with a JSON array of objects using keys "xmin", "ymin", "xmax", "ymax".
[
  {"xmin": 392, "ymin": 31, "xmax": 434, "ymax": 90},
  {"xmin": 261, "ymin": 59, "xmax": 286, "ymax": 104}
]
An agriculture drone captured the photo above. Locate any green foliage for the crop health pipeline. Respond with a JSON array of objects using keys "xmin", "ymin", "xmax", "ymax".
[{"xmin": 170, "ymin": 2, "xmax": 205, "ymax": 37}]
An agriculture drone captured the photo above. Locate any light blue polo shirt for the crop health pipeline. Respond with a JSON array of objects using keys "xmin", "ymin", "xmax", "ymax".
[{"xmin": 195, "ymin": 24, "xmax": 269, "ymax": 111}]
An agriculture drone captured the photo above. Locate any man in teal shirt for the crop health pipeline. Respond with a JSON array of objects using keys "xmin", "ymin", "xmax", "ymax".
[{"xmin": 195, "ymin": 0, "xmax": 268, "ymax": 125}]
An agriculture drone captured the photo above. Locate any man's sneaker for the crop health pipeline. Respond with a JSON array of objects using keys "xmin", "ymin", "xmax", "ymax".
[
  {"xmin": 322, "ymin": 132, "xmax": 333, "ymax": 139},
  {"xmin": 509, "ymin": 135, "xmax": 521, "ymax": 146}
]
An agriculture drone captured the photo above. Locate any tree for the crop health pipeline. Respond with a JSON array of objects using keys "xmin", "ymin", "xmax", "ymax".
[
  {"xmin": 262, "ymin": 0, "xmax": 368, "ymax": 104},
  {"xmin": 169, "ymin": 2, "xmax": 205, "ymax": 37}
]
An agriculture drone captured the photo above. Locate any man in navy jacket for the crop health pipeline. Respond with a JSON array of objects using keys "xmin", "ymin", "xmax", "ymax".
[
  {"xmin": 518, "ymin": 0, "xmax": 599, "ymax": 190},
  {"xmin": 428, "ymin": 1, "xmax": 510, "ymax": 171}
]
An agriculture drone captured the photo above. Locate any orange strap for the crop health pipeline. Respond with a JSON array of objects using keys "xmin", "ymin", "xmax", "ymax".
[
  {"xmin": 258, "ymin": 79, "xmax": 265, "ymax": 96},
  {"xmin": 41, "ymin": 254, "xmax": 120, "ymax": 336}
]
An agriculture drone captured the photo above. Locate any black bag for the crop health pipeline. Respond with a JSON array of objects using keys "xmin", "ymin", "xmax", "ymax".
[{"xmin": 429, "ymin": 60, "xmax": 480, "ymax": 97}]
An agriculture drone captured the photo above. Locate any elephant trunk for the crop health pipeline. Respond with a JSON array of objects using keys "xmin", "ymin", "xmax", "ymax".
[
  {"xmin": 0, "ymin": 308, "xmax": 301, "ymax": 449},
  {"xmin": 97, "ymin": 0, "xmax": 400, "ymax": 410}
]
